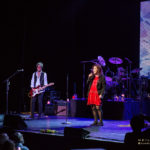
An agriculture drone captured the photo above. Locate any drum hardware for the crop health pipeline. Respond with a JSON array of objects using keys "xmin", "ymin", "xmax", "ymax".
[
  {"xmin": 107, "ymin": 57, "xmax": 141, "ymax": 99},
  {"xmin": 124, "ymin": 57, "xmax": 132, "ymax": 98},
  {"xmin": 82, "ymin": 56, "xmax": 146, "ymax": 101},
  {"xmin": 105, "ymin": 76, "xmax": 112, "ymax": 82},
  {"xmin": 121, "ymin": 77, "xmax": 130, "ymax": 81},
  {"xmin": 108, "ymin": 57, "xmax": 123, "ymax": 98},
  {"xmin": 131, "ymin": 68, "xmax": 142, "ymax": 74}
]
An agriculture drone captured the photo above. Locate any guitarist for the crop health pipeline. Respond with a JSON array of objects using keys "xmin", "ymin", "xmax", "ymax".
[{"xmin": 30, "ymin": 62, "xmax": 48, "ymax": 118}]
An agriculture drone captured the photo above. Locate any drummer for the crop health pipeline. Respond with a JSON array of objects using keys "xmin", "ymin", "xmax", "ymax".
[{"xmin": 117, "ymin": 67, "xmax": 126, "ymax": 78}]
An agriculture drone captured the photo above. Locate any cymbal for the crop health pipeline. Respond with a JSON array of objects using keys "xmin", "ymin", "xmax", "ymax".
[
  {"xmin": 131, "ymin": 68, "xmax": 142, "ymax": 74},
  {"xmin": 98, "ymin": 56, "xmax": 106, "ymax": 67},
  {"xmin": 109, "ymin": 57, "xmax": 123, "ymax": 64}
]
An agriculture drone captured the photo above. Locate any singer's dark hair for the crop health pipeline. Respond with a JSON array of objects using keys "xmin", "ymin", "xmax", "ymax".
[{"xmin": 92, "ymin": 64, "xmax": 103, "ymax": 76}]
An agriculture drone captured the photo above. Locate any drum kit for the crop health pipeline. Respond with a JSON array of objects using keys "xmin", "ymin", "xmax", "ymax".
[
  {"xmin": 81, "ymin": 56, "xmax": 150, "ymax": 100},
  {"xmin": 96, "ymin": 56, "xmax": 149, "ymax": 101}
]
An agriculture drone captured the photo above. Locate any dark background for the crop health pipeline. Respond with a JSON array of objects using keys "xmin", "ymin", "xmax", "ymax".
[{"xmin": 0, "ymin": 0, "xmax": 140, "ymax": 113}]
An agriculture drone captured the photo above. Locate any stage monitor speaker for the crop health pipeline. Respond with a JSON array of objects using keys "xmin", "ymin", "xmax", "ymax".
[
  {"xmin": 3, "ymin": 115, "xmax": 27, "ymax": 130},
  {"xmin": 64, "ymin": 127, "xmax": 90, "ymax": 139}
]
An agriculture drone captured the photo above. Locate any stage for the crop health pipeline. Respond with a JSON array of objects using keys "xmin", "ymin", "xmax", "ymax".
[
  {"xmin": 0, "ymin": 114, "xmax": 131, "ymax": 149},
  {"xmin": 23, "ymin": 116, "xmax": 131, "ymax": 143}
]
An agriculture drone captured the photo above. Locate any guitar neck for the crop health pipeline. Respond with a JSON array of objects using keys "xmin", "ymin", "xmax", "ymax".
[
  {"xmin": 41, "ymin": 85, "xmax": 48, "ymax": 90},
  {"xmin": 40, "ymin": 83, "xmax": 53, "ymax": 90}
]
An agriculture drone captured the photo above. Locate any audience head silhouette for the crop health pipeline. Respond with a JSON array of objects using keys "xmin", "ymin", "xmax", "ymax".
[
  {"xmin": 2, "ymin": 140, "xmax": 16, "ymax": 150},
  {"xmin": 130, "ymin": 115, "xmax": 145, "ymax": 133},
  {"xmin": 12, "ymin": 132, "xmax": 24, "ymax": 144}
]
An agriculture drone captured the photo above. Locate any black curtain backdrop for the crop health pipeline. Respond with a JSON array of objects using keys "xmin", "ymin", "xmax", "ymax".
[{"xmin": 0, "ymin": 0, "xmax": 140, "ymax": 113}]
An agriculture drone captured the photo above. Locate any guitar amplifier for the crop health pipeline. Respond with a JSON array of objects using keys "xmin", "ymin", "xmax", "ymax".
[{"xmin": 55, "ymin": 100, "xmax": 69, "ymax": 116}]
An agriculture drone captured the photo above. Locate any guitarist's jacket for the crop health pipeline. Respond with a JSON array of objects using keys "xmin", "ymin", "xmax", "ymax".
[{"xmin": 31, "ymin": 71, "xmax": 48, "ymax": 88}]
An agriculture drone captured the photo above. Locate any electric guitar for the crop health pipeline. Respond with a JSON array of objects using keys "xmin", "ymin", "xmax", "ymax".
[{"xmin": 29, "ymin": 82, "xmax": 54, "ymax": 98}]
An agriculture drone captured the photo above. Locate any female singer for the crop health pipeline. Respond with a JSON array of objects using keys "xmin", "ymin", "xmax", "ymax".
[{"xmin": 87, "ymin": 64, "xmax": 106, "ymax": 126}]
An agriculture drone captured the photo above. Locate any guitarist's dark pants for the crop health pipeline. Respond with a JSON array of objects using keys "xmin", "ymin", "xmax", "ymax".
[{"xmin": 31, "ymin": 93, "xmax": 44, "ymax": 118}]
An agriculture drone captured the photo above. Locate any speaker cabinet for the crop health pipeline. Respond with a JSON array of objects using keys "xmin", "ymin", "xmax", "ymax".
[{"xmin": 3, "ymin": 115, "xmax": 27, "ymax": 130}]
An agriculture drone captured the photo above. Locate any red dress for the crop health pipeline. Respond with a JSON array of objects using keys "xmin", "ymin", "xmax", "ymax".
[{"xmin": 87, "ymin": 76, "xmax": 102, "ymax": 106}]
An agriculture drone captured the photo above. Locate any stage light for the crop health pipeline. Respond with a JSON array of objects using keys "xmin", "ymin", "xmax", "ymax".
[{"xmin": 47, "ymin": 101, "xmax": 50, "ymax": 104}]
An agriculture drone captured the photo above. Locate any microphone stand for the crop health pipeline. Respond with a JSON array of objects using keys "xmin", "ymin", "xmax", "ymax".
[
  {"xmin": 80, "ymin": 60, "xmax": 96, "ymax": 99},
  {"xmin": 62, "ymin": 73, "xmax": 71, "ymax": 124},
  {"xmin": 129, "ymin": 61, "xmax": 132, "ymax": 98},
  {"xmin": 3, "ymin": 70, "xmax": 23, "ymax": 115},
  {"xmin": 125, "ymin": 58, "xmax": 132, "ymax": 98},
  {"xmin": 126, "ymin": 66, "xmax": 129, "ymax": 97}
]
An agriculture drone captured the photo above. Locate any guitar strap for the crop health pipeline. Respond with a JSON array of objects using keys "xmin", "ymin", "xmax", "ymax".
[{"xmin": 40, "ymin": 72, "xmax": 44, "ymax": 86}]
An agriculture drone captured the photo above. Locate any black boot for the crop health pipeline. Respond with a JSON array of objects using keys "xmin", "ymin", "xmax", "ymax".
[
  {"xmin": 90, "ymin": 121, "xmax": 98, "ymax": 126},
  {"xmin": 97, "ymin": 120, "xmax": 103, "ymax": 126},
  {"xmin": 97, "ymin": 108, "xmax": 104, "ymax": 126},
  {"xmin": 91, "ymin": 108, "xmax": 98, "ymax": 126}
]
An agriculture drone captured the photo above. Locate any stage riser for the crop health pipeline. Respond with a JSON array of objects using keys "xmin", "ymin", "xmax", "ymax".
[{"xmin": 70, "ymin": 99, "xmax": 150, "ymax": 120}]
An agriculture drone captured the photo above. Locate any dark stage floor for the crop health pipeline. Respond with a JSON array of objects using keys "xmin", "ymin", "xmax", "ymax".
[{"xmin": 0, "ymin": 114, "xmax": 131, "ymax": 143}]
